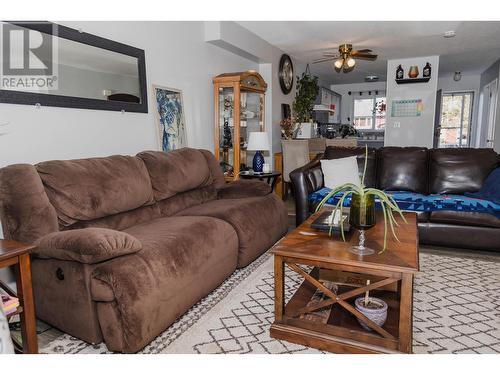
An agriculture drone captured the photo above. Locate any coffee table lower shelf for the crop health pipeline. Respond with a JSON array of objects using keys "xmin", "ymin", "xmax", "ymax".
[
  {"xmin": 270, "ymin": 267, "xmax": 410, "ymax": 354},
  {"xmin": 270, "ymin": 323, "xmax": 400, "ymax": 354}
]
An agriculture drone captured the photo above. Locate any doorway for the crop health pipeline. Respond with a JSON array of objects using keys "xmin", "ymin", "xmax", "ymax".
[
  {"xmin": 478, "ymin": 79, "xmax": 498, "ymax": 148},
  {"xmin": 437, "ymin": 91, "xmax": 474, "ymax": 148}
]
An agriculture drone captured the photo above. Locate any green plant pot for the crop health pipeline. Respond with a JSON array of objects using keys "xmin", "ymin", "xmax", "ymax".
[{"xmin": 349, "ymin": 193, "xmax": 376, "ymax": 230}]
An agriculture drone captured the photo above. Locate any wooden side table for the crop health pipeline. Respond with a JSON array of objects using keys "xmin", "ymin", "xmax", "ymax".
[
  {"xmin": 239, "ymin": 171, "xmax": 282, "ymax": 192},
  {"xmin": 0, "ymin": 240, "xmax": 38, "ymax": 354}
]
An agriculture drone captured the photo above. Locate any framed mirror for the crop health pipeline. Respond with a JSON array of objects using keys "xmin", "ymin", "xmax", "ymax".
[{"xmin": 0, "ymin": 21, "xmax": 148, "ymax": 113}]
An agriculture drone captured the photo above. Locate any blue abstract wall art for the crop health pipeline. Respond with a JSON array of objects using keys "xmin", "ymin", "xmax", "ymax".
[{"xmin": 153, "ymin": 85, "xmax": 187, "ymax": 151}]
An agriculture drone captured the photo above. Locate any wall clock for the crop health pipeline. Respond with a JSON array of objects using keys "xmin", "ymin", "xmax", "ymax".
[{"xmin": 279, "ymin": 54, "xmax": 294, "ymax": 94}]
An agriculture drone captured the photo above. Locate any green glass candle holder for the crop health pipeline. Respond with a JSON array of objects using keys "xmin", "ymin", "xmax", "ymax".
[{"xmin": 349, "ymin": 193, "xmax": 376, "ymax": 255}]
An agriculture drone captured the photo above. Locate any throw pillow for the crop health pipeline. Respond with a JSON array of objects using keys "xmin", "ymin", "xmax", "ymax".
[
  {"xmin": 465, "ymin": 167, "xmax": 500, "ymax": 205},
  {"xmin": 320, "ymin": 156, "xmax": 361, "ymax": 190}
]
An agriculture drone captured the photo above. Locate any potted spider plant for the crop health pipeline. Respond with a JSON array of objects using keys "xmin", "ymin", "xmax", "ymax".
[{"xmin": 315, "ymin": 146, "xmax": 407, "ymax": 255}]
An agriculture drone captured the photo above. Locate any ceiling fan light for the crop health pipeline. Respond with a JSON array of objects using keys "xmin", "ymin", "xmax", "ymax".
[
  {"xmin": 333, "ymin": 59, "xmax": 343, "ymax": 69},
  {"xmin": 346, "ymin": 57, "xmax": 356, "ymax": 68}
]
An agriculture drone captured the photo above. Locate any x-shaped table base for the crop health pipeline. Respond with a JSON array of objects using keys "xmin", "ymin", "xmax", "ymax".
[{"xmin": 286, "ymin": 262, "xmax": 398, "ymax": 340}]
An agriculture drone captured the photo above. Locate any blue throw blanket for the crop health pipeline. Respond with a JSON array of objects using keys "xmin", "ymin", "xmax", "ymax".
[
  {"xmin": 309, "ymin": 188, "xmax": 500, "ymax": 218},
  {"xmin": 465, "ymin": 167, "xmax": 500, "ymax": 205}
]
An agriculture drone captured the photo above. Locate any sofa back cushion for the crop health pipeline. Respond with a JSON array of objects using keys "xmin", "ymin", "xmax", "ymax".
[
  {"xmin": 137, "ymin": 148, "xmax": 215, "ymax": 201},
  {"xmin": 199, "ymin": 149, "xmax": 225, "ymax": 189},
  {"xmin": 323, "ymin": 146, "xmax": 377, "ymax": 187},
  {"xmin": 37, "ymin": 155, "xmax": 154, "ymax": 227},
  {"xmin": 377, "ymin": 147, "xmax": 429, "ymax": 193},
  {"xmin": 429, "ymin": 148, "xmax": 498, "ymax": 194},
  {"xmin": 0, "ymin": 164, "xmax": 59, "ymax": 243}
]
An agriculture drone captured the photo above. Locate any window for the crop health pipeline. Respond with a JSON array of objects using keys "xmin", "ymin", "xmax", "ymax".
[
  {"xmin": 438, "ymin": 92, "xmax": 474, "ymax": 148},
  {"xmin": 353, "ymin": 97, "xmax": 386, "ymax": 130}
]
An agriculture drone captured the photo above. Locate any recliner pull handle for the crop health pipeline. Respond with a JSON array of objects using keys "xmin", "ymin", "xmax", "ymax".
[{"xmin": 56, "ymin": 267, "xmax": 64, "ymax": 281}]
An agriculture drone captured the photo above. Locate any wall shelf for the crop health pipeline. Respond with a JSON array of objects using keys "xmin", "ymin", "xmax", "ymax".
[{"xmin": 395, "ymin": 77, "xmax": 431, "ymax": 84}]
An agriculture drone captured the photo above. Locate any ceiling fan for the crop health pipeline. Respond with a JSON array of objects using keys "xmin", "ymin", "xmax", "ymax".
[{"xmin": 313, "ymin": 43, "xmax": 378, "ymax": 71}]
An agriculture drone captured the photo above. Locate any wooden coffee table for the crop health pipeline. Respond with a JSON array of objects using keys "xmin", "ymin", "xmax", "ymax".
[{"xmin": 270, "ymin": 209, "xmax": 419, "ymax": 354}]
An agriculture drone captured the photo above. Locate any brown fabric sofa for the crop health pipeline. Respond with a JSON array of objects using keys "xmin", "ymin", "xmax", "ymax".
[
  {"xmin": 0, "ymin": 148, "xmax": 288, "ymax": 352},
  {"xmin": 290, "ymin": 146, "xmax": 500, "ymax": 252}
]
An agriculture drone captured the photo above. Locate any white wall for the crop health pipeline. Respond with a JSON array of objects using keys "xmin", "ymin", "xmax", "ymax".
[
  {"xmin": 437, "ymin": 73, "xmax": 481, "ymax": 147},
  {"xmin": 0, "ymin": 21, "xmax": 259, "ymax": 168},
  {"xmin": 329, "ymin": 81, "xmax": 387, "ymax": 124},
  {"xmin": 264, "ymin": 56, "xmax": 307, "ymax": 163},
  {"xmin": 385, "ymin": 56, "xmax": 440, "ymax": 147}
]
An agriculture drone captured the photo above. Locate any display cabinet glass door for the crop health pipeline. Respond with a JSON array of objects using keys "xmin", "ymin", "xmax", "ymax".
[
  {"xmin": 218, "ymin": 87, "xmax": 236, "ymax": 176},
  {"xmin": 240, "ymin": 91, "xmax": 265, "ymax": 169},
  {"xmin": 218, "ymin": 89, "xmax": 264, "ymax": 176}
]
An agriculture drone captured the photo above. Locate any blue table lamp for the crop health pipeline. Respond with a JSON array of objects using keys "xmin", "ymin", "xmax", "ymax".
[{"xmin": 247, "ymin": 132, "xmax": 269, "ymax": 173}]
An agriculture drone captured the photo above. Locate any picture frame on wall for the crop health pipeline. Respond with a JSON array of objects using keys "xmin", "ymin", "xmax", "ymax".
[{"xmin": 153, "ymin": 85, "xmax": 187, "ymax": 152}]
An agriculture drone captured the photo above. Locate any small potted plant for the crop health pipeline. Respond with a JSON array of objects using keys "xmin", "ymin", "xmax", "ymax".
[
  {"xmin": 354, "ymin": 281, "xmax": 388, "ymax": 331},
  {"xmin": 279, "ymin": 116, "xmax": 296, "ymax": 139},
  {"xmin": 315, "ymin": 146, "xmax": 407, "ymax": 254}
]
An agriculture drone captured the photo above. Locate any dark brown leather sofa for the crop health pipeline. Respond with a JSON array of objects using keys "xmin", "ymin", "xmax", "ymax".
[
  {"xmin": 290, "ymin": 146, "xmax": 500, "ymax": 252},
  {"xmin": 0, "ymin": 148, "xmax": 288, "ymax": 352}
]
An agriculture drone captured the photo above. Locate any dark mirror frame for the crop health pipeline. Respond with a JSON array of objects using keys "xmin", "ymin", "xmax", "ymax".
[{"xmin": 0, "ymin": 21, "xmax": 148, "ymax": 113}]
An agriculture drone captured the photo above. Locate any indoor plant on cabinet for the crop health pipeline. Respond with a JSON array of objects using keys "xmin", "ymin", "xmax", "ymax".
[{"xmin": 292, "ymin": 70, "xmax": 319, "ymax": 138}]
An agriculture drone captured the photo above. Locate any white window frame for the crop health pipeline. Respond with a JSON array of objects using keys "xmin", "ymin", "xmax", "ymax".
[
  {"xmin": 439, "ymin": 90, "xmax": 475, "ymax": 148},
  {"xmin": 352, "ymin": 95, "xmax": 386, "ymax": 132}
]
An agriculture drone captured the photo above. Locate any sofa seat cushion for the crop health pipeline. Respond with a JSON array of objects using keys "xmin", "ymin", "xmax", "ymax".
[
  {"xmin": 175, "ymin": 194, "xmax": 288, "ymax": 268},
  {"xmin": 308, "ymin": 188, "xmax": 500, "ymax": 217},
  {"xmin": 429, "ymin": 210, "xmax": 500, "ymax": 228},
  {"xmin": 425, "ymin": 194, "xmax": 500, "ymax": 217},
  {"xmin": 37, "ymin": 155, "xmax": 154, "ymax": 227},
  {"xmin": 91, "ymin": 216, "xmax": 238, "ymax": 352},
  {"xmin": 309, "ymin": 188, "xmax": 427, "ymax": 210}
]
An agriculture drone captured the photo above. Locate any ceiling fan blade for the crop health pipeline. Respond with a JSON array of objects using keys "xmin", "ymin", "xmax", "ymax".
[
  {"xmin": 352, "ymin": 53, "xmax": 378, "ymax": 60},
  {"xmin": 353, "ymin": 49, "xmax": 373, "ymax": 53},
  {"xmin": 323, "ymin": 53, "xmax": 339, "ymax": 57},
  {"xmin": 313, "ymin": 57, "xmax": 337, "ymax": 64}
]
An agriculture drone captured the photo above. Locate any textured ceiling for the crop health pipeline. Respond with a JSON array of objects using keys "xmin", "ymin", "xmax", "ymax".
[{"xmin": 238, "ymin": 21, "xmax": 500, "ymax": 84}]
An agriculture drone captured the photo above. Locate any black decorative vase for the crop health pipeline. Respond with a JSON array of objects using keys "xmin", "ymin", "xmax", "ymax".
[{"xmin": 349, "ymin": 193, "xmax": 376, "ymax": 255}]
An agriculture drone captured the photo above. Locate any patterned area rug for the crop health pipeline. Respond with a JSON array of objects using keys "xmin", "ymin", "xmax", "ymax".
[{"xmin": 40, "ymin": 250, "xmax": 500, "ymax": 354}]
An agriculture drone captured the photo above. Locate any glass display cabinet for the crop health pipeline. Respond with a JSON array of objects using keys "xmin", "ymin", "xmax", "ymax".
[{"xmin": 213, "ymin": 71, "xmax": 267, "ymax": 181}]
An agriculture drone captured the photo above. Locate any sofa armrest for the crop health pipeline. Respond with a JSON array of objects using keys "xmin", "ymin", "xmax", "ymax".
[
  {"xmin": 217, "ymin": 179, "xmax": 271, "ymax": 199},
  {"xmin": 34, "ymin": 228, "xmax": 142, "ymax": 264},
  {"xmin": 290, "ymin": 157, "xmax": 324, "ymax": 226}
]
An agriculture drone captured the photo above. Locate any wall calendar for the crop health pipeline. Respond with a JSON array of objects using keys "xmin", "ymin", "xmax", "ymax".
[{"xmin": 391, "ymin": 99, "xmax": 423, "ymax": 117}]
